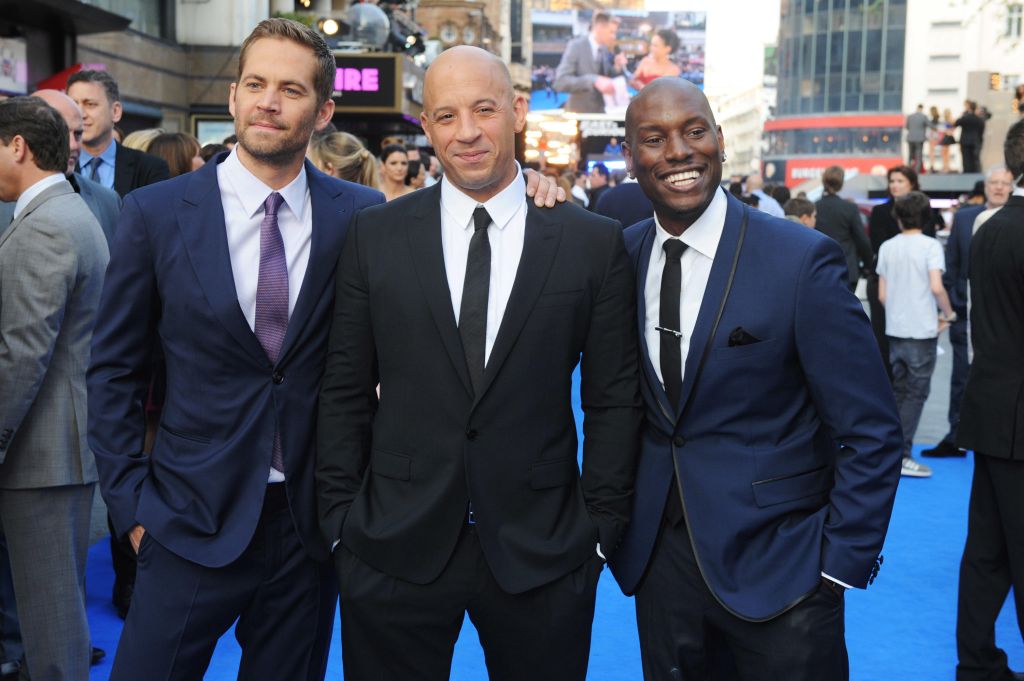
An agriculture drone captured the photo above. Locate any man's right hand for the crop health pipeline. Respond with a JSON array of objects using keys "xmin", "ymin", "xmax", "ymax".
[
  {"xmin": 129, "ymin": 524, "xmax": 146, "ymax": 554},
  {"xmin": 594, "ymin": 76, "xmax": 616, "ymax": 95}
]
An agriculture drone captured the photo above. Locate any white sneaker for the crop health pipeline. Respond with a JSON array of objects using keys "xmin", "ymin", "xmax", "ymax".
[{"xmin": 901, "ymin": 456, "xmax": 933, "ymax": 478}]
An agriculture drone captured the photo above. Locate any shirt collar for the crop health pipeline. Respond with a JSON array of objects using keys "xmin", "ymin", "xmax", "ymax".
[
  {"xmin": 441, "ymin": 162, "xmax": 526, "ymax": 232},
  {"xmin": 589, "ymin": 34, "xmax": 602, "ymax": 59},
  {"xmin": 652, "ymin": 186, "xmax": 727, "ymax": 261},
  {"xmin": 13, "ymin": 173, "xmax": 66, "ymax": 221},
  {"xmin": 81, "ymin": 139, "xmax": 118, "ymax": 167},
  {"xmin": 1013, "ymin": 185, "xmax": 1024, "ymax": 197},
  {"xmin": 221, "ymin": 147, "xmax": 308, "ymax": 219}
]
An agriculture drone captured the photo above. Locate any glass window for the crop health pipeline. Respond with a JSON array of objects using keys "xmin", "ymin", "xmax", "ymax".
[
  {"xmin": 829, "ymin": 32, "xmax": 845, "ymax": 73},
  {"xmin": 1008, "ymin": 4, "xmax": 1023, "ymax": 38},
  {"xmin": 888, "ymin": 3, "xmax": 907, "ymax": 27},
  {"xmin": 885, "ymin": 29, "xmax": 905, "ymax": 71},
  {"xmin": 864, "ymin": 30, "xmax": 883, "ymax": 70},
  {"xmin": 864, "ymin": 93, "xmax": 880, "ymax": 110},
  {"xmin": 88, "ymin": 0, "xmax": 167, "ymax": 39}
]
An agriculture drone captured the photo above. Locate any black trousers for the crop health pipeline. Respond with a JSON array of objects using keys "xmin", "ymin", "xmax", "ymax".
[
  {"xmin": 337, "ymin": 524, "xmax": 602, "ymax": 681},
  {"xmin": 956, "ymin": 454, "xmax": 1024, "ymax": 681},
  {"xmin": 110, "ymin": 484, "xmax": 336, "ymax": 681},
  {"xmin": 867, "ymin": 274, "xmax": 893, "ymax": 382},
  {"xmin": 635, "ymin": 515, "xmax": 848, "ymax": 681}
]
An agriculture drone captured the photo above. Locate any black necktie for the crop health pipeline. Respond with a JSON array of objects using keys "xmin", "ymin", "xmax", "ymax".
[
  {"xmin": 660, "ymin": 239, "xmax": 687, "ymax": 409},
  {"xmin": 89, "ymin": 157, "xmax": 101, "ymax": 182},
  {"xmin": 459, "ymin": 206, "xmax": 492, "ymax": 397}
]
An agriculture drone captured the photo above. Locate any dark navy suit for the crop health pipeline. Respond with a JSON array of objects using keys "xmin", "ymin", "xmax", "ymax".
[
  {"xmin": 609, "ymin": 193, "xmax": 901, "ymax": 678},
  {"xmin": 88, "ymin": 154, "xmax": 383, "ymax": 678},
  {"xmin": 939, "ymin": 204, "xmax": 984, "ymax": 446}
]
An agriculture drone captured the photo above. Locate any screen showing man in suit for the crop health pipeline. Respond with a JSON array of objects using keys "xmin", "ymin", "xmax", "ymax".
[
  {"xmin": 0, "ymin": 96, "xmax": 109, "ymax": 681},
  {"xmin": 608, "ymin": 77, "xmax": 902, "ymax": 681},
  {"xmin": 316, "ymin": 45, "xmax": 641, "ymax": 680},
  {"xmin": 87, "ymin": 18, "xmax": 385, "ymax": 680},
  {"xmin": 553, "ymin": 11, "xmax": 627, "ymax": 114}
]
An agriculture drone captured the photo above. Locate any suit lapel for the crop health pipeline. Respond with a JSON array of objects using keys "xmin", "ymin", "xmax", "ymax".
[
  {"xmin": 475, "ymin": 202, "xmax": 561, "ymax": 406},
  {"xmin": 277, "ymin": 162, "xmax": 351, "ymax": 365},
  {"xmin": 674, "ymin": 195, "xmax": 746, "ymax": 421},
  {"xmin": 407, "ymin": 185, "xmax": 474, "ymax": 397},
  {"xmin": 177, "ymin": 159, "xmax": 269, "ymax": 366},
  {"xmin": 0, "ymin": 181, "xmax": 74, "ymax": 250},
  {"xmin": 631, "ymin": 219, "xmax": 674, "ymax": 417},
  {"xmin": 114, "ymin": 144, "xmax": 135, "ymax": 196}
]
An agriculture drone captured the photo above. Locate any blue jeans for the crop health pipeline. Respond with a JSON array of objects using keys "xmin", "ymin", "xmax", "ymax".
[{"xmin": 889, "ymin": 337, "xmax": 938, "ymax": 458}]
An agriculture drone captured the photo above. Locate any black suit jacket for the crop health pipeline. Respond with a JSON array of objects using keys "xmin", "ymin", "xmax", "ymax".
[
  {"xmin": 113, "ymin": 144, "xmax": 169, "ymax": 198},
  {"xmin": 944, "ymin": 204, "xmax": 985, "ymax": 315},
  {"xmin": 814, "ymin": 193, "xmax": 872, "ymax": 287},
  {"xmin": 955, "ymin": 112, "xmax": 985, "ymax": 147},
  {"xmin": 868, "ymin": 199, "xmax": 940, "ymax": 262},
  {"xmin": 316, "ymin": 183, "xmax": 641, "ymax": 594},
  {"xmin": 957, "ymin": 196, "xmax": 1024, "ymax": 459}
]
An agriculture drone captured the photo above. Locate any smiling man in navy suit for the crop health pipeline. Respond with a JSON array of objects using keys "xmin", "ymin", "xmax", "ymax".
[
  {"xmin": 87, "ymin": 19, "xmax": 384, "ymax": 680},
  {"xmin": 608, "ymin": 78, "xmax": 903, "ymax": 680}
]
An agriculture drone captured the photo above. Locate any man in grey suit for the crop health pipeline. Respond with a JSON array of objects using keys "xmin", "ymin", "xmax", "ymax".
[
  {"xmin": 906, "ymin": 104, "xmax": 929, "ymax": 172},
  {"xmin": 0, "ymin": 97, "xmax": 109, "ymax": 680},
  {"xmin": 554, "ymin": 11, "xmax": 626, "ymax": 114}
]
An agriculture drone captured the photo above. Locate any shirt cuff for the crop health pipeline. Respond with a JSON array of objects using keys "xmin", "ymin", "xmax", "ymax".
[
  {"xmin": 332, "ymin": 539, "xmax": 340, "ymax": 552},
  {"xmin": 821, "ymin": 572, "xmax": 855, "ymax": 590},
  {"xmin": 596, "ymin": 543, "xmax": 606, "ymax": 561}
]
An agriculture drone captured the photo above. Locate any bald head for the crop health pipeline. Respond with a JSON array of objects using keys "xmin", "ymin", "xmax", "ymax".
[
  {"xmin": 424, "ymin": 46, "xmax": 513, "ymax": 113},
  {"xmin": 420, "ymin": 45, "xmax": 526, "ymax": 203},
  {"xmin": 31, "ymin": 89, "xmax": 83, "ymax": 176},
  {"xmin": 625, "ymin": 78, "xmax": 717, "ymax": 146},
  {"xmin": 746, "ymin": 173, "xmax": 764, "ymax": 191}
]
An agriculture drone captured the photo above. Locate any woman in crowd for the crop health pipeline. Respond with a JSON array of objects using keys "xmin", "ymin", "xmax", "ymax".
[
  {"xmin": 867, "ymin": 165, "xmax": 943, "ymax": 378},
  {"xmin": 405, "ymin": 156, "xmax": 426, "ymax": 190},
  {"xmin": 147, "ymin": 132, "xmax": 204, "ymax": 177},
  {"xmin": 308, "ymin": 131, "xmax": 379, "ymax": 189},
  {"xmin": 629, "ymin": 29, "xmax": 682, "ymax": 90},
  {"xmin": 121, "ymin": 127, "xmax": 164, "ymax": 153},
  {"xmin": 379, "ymin": 143, "xmax": 414, "ymax": 201},
  {"xmin": 938, "ymin": 108, "xmax": 957, "ymax": 173}
]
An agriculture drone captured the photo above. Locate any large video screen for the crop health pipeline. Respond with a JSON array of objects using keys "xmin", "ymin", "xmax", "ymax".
[{"xmin": 531, "ymin": 9, "xmax": 706, "ymax": 116}]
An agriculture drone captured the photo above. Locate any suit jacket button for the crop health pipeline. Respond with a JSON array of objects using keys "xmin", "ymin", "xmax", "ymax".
[
  {"xmin": 466, "ymin": 429, "xmax": 478, "ymax": 441},
  {"xmin": 272, "ymin": 372, "xmax": 285, "ymax": 385},
  {"xmin": 673, "ymin": 436, "xmax": 686, "ymax": 447}
]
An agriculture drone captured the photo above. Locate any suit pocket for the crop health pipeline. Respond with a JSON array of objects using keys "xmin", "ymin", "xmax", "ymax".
[
  {"xmin": 371, "ymin": 449, "xmax": 411, "ymax": 481},
  {"xmin": 158, "ymin": 423, "xmax": 213, "ymax": 444},
  {"xmin": 751, "ymin": 465, "xmax": 832, "ymax": 508},
  {"xmin": 711, "ymin": 338, "xmax": 777, "ymax": 361},
  {"xmin": 535, "ymin": 289, "xmax": 583, "ymax": 309},
  {"xmin": 530, "ymin": 458, "xmax": 576, "ymax": 489}
]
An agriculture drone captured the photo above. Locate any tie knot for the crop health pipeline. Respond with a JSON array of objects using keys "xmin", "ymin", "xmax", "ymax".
[
  {"xmin": 264, "ymin": 192, "xmax": 285, "ymax": 218},
  {"xmin": 472, "ymin": 206, "xmax": 491, "ymax": 233},
  {"xmin": 663, "ymin": 238, "xmax": 687, "ymax": 261}
]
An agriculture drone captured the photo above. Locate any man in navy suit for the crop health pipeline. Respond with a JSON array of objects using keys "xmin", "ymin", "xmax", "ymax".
[
  {"xmin": 607, "ymin": 78, "xmax": 903, "ymax": 680},
  {"xmin": 87, "ymin": 19, "xmax": 384, "ymax": 679},
  {"xmin": 922, "ymin": 166, "xmax": 1013, "ymax": 459}
]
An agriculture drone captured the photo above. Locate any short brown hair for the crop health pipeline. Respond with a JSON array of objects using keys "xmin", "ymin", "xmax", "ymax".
[
  {"xmin": 821, "ymin": 165, "xmax": 844, "ymax": 194},
  {"xmin": 783, "ymin": 197, "xmax": 816, "ymax": 218},
  {"xmin": 147, "ymin": 132, "xmax": 201, "ymax": 178},
  {"xmin": 592, "ymin": 11, "xmax": 620, "ymax": 26},
  {"xmin": 238, "ymin": 18, "xmax": 335, "ymax": 108}
]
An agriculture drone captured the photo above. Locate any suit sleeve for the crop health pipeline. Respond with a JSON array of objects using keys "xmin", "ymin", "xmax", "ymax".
[
  {"xmin": 945, "ymin": 216, "xmax": 967, "ymax": 313},
  {"xmin": 86, "ymin": 193, "xmax": 160, "ymax": 539},
  {"xmin": 579, "ymin": 223, "xmax": 643, "ymax": 559},
  {"xmin": 793, "ymin": 237, "xmax": 903, "ymax": 588},
  {"xmin": 554, "ymin": 42, "xmax": 600, "ymax": 94},
  {"xmin": 848, "ymin": 206, "xmax": 873, "ymax": 273},
  {"xmin": 0, "ymin": 220, "xmax": 76, "ymax": 453},
  {"xmin": 316, "ymin": 211, "xmax": 379, "ymax": 549}
]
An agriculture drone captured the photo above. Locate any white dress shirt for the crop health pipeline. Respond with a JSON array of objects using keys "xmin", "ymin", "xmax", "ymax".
[
  {"xmin": 12, "ymin": 173, "xmax": 66, "ymax": 221},
  {"xmin": 440, "ymin": 167, "xmax": 526, "ymax": 365},
  {"xmin": 644, "ymin": 187, "xmax": 727, "ymax": 389},
  {"xmin": 217, "ymin": 148, "xmax": 313, "ymax": 481}
]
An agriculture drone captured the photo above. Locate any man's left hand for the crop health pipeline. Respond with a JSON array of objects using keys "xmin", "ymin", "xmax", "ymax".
[{"xmin": 524, "ymin": 169, "xmax": 567, "ymax": 208}]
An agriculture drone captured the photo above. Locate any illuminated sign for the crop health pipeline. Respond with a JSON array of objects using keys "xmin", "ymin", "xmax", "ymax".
[{"xmin": 333, "ymin": 54, "xmax": 400, "ymax": 112}]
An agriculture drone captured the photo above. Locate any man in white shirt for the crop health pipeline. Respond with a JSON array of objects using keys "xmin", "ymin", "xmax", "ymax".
[
  {"xmin": 316, "ymin": 45, "xmax": 641, "ymax": 680},
  {"xmin": 608, "ymin": 77, "xmax": 902, "ymax": 681}
]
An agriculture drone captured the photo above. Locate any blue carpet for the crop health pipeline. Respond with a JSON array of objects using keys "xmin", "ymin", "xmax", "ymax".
[{"xmin": 86, "ymin": 374, "xmax": 1023, "ymax": 678}]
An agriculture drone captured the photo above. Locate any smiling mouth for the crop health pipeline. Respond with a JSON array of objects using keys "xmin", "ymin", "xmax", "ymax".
[{"xmin": 663, "ymin": 169, "xmax": 702, "ymax": 188}]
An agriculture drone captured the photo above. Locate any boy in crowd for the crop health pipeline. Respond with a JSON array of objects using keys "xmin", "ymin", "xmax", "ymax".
[{"xmin": 876, "ymin": 190, "xmax": 956, "ymax": 478}]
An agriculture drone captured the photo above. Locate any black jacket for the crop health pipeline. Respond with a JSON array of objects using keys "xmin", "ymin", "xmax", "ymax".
[{"xmin": 814, "ymin": 193, "xmax": 872, "ymax": 287}]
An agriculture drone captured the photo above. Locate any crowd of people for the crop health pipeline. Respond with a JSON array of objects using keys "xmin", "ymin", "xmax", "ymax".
[
  {"xmin": 0, "ymin": 14, "xmax": 1023, "ymax": 681},
  {"xmin": 905, "ymin": 100, "xmax": 992, "ymax": 174}
]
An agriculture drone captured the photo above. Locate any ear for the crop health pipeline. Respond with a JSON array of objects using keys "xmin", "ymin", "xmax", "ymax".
[
  {"xmin": 111, "ymin": 100, "xmax": 123, "ymax": 124},
  {"xmin": 314, "ymin": 98, "xmax": 335, "ymax": 131},
  {"xmin": 716, "ymin": 125, "xmax": 725, "ymax": 159},
  {"xmin": 228, "ymin": 83, "xmax": 237, "ymax": 119},
  {"xmin": 512, "ymin": 94, "xmax": 527, "ymax": 134},
  {"xmin": 622, "ymin": 140, "xmax": 634, "ymax": 178},
  {"xmin": 420, "ymin": 112, "xmax": 434, "ymax": 148},
  {"xmin": 9, "ymin": 135, "xmax": 28, "ymax": 164}
]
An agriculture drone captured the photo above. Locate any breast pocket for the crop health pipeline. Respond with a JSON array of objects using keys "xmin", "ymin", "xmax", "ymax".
[{"xmin": 711, "ymin": 339, "xmax": 778, "ymax": 362}]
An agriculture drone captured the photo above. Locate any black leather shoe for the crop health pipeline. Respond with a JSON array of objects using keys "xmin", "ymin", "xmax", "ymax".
[
  {"xmin": 91, "ymin": 646, "xmax": 106, "ymax": 666},
  {"xmin": 921, "ymin": 440, "xmax": 966, "ymax": 458},
  {"xmin": 112, "ymin": 579, "xmax": 134, "ymax": 620}
]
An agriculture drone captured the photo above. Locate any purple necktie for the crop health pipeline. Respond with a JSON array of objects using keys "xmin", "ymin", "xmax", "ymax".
[{"xmin": 254, "ymin": 192, "xmax": 288, "ymax": 473}]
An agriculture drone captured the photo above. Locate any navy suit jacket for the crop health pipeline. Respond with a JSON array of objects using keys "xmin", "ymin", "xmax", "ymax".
[
  {"xmin": 945, "ymin": 204, "xmax": 984, "ymax": 315},
  {"xmin": 608, "ymin": 193, "xmax": 902, "ymax": 621},
  {"xmin": 87, "ymin": 154, "xmax": 384, "ymax": 567}
]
